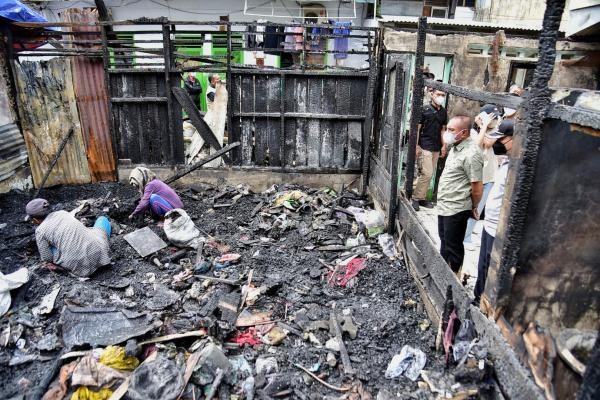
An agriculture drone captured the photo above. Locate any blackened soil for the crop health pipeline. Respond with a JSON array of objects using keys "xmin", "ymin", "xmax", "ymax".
[{"xmin": 0, "ymin": 182, "xmax": 444, "ymax": 399}]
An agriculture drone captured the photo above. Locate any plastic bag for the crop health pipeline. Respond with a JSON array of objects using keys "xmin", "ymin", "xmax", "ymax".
[
  {"xmin": 378, "ymin": 234, "xmax": 399, "ymax": 259},
  {"xmin": 0, "ymin": 268, "xmax": 29, "ymax": 316},
  {"xmin": 71, "ymin": 387, "xmax": 113, "ymax": 400},
  {"xmin": 346, "ymin": 207, "xmax": 385, "ymax": 237},
  {"xmin": 385, "ymin": 345, "xmax": 427, "ymax": 381},
  {"xmin": 163, "ymin": 209, "xmax": 204, "ymax": 248},
  {"xmin": 99, "ymin": 345, "xmax": 139, "ymax": 370}
]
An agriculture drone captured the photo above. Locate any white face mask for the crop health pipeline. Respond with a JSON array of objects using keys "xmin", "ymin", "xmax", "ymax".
[
  {"xmin": 434, "ymin": 96, "xmax": 446, "ymax": 106},
  {"xmin": 504, "ymin": 107, "xmax": 516, "ymax": 117},
  {"xmin": 443, "ymin": 130, "xmax": 457, "ymax": 145}
]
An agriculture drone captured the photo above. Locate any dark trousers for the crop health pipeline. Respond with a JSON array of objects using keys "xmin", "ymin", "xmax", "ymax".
[
  {"xmin": 438, "ymin": 210, "xmax": 471, "ymax": 272},
  {"xmin": 474, "ymin": 228, "xmax": 495, "ymax": 302}
]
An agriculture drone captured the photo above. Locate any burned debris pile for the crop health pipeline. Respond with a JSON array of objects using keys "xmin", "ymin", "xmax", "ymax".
[{"xmin": 1, "ymin": 182, "xmax": 493, "ymax": 399}]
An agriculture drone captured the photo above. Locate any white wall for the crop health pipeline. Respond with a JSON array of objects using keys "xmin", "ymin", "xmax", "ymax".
[{"xmin": 35, "ymin": 0, "xmax": 367, "ymax": 24}]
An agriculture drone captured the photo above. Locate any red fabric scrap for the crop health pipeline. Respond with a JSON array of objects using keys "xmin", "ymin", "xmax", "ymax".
[
  {"xmin": 337, "ymin": 258, "xmax": 367, "ymax": 287},
  {"xmin": 230, "ymin": 328, "xmax": 261, "ymax": 346},
  {"xmin": 444, "ymin": 309, "xmax": 459, "ymax": 366}
]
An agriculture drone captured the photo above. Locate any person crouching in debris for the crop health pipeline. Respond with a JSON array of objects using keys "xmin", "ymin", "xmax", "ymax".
[
  {"xmin": 26, "ymin": 198, "xmax": 112, "ymax": 277},
  {"xmin": 128, "ymin": 167, "xmax": 183, "ymax": 220}
]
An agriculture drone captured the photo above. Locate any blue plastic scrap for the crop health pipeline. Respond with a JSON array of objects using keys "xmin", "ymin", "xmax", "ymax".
[{"xmin": 0, "ymin": 0, "xmax": 49, "ymax": 23}]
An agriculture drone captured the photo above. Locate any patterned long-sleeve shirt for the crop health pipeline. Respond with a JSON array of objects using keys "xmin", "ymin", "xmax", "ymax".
[
  {"xmin": 131, "ymin": 179, "xmax": 183, "ymax": 217},
  {"xmin": 35, "ymin": 211, "xmax": 111, "ymax": 277}
]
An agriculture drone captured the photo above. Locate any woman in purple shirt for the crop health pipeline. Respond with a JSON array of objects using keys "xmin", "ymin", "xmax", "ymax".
[{"xmin": 128, "ymin": 167, "xmax": 183, "ymax": 220}]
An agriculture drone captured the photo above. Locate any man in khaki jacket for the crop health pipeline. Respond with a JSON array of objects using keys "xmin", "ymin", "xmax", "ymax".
[{"xmin": 436, "ymin": 115, "xmax": 484, "ymax": 273}]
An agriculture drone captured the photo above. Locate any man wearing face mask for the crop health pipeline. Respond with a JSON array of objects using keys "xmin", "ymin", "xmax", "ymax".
[
  {"xmin": 473, "ymin": 119, "xmax": 514, "ymax": 305},
  {"xmin": 412, "ymin": 89, "xmax": 448, "ymax": 211},
  {"xmin": 436, "ymin": 115, "xmax": 484, "ymax": 273}
]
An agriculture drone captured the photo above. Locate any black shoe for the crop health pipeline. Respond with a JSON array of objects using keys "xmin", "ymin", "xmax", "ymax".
[
  {"xmin": 411, "ymin": 200, "xmax": 420, "ymax": 211},
  {"xmin": 418, "ymin": 200, "xmax": 435, "ymax": 208}
]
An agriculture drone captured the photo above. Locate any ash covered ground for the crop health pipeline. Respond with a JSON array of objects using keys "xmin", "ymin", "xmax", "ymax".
[{"xmin": 0, "ymin": 182, "xmax": 492, "ymax": 399}]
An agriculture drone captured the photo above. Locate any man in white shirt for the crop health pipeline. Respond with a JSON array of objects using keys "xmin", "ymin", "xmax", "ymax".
[{"xmin": 473, "ymin": 120, "xmax": 514, "ymax": 304}]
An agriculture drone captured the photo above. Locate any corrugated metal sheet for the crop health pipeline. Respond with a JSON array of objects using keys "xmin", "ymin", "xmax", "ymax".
[
  {"xmin": 63, "ymin": 8, "xmax": 117, "ymax": 182},
  {"xmin": 0, "ymin": 124, "xmax": 28, "ymax": 181},
  {"xmin": 380, "ymin": 15, "xmax": 546, "ymax": 32},
  {"xmin": 14, "ymin": 58, "xmax": 91, "ymax": 187}
]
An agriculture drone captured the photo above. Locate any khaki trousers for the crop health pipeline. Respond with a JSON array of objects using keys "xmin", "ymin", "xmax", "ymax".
[{"xmin": 413, "ymin": 149, "xmax": 439, "ymax": 200}]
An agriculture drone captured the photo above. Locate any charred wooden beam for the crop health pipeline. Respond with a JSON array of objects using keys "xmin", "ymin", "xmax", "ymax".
[
  {"xmin": 33, "ymin": 127, "xmax": 75, "ymax": 197},
  {"xmin": 232, "ymin": 112, "xmax": 365, "ymax": 120},
  {"xmin": 424, "ymin": 79, "xmax": 523, "ymax": 109},
  {"xmin": 360, "ymin": 37, "xmax": 381, "ymax": 196},
  {"xmin": 163, "ymin": 141, "xmax": 240, "ymax": 184},
  {"xmin": 172, "ymin": 87, "xmax": 230, "ymax": 164},
  {"xmin": 482, "ymin": 0, "xmax": 566, "ymax": 318},
  {"xmin": 548, "ymin": 104, "xmax": 600, "ymax": 130},
  {"xmin": 396, "ymin": 196, "xmax": 544, "ymax": 399},
  {"xmin": 404, "ymin": 17, "xmax": 427, "ymax": 200}
]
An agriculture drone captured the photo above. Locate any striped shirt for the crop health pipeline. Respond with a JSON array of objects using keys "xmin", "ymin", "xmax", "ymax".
[{"xmin": 35, "ymin": 211, "xmax": 111, "ymax": 277}]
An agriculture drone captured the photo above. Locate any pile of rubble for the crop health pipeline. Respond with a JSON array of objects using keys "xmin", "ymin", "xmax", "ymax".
[{"xmin": 0, "ymin": 182, "xmax": 494, "ymax": 399}]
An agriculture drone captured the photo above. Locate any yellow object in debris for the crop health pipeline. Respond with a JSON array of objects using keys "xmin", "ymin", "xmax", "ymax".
[
  {"xmin": 98, "ymin": 346, "xmax": 139, "ymax": 370},
  {"xmin": 264, "ymin": 326, "xmax": 288, "ymax": 345},
  {"xmin": 71, "ymin": 387, "xmax": 112, "ymax": 400},
  {"xmin": 274, "ymin": 190, "xmax": 307, "ymax": 208},
  {"xmin": 404, "ymin": 299, "xmax": 417, "ymax": 307}
]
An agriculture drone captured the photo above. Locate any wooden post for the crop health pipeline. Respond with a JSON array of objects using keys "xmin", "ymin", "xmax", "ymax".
[
  {"xmin": 162, "ymin": 23, "xmax": 176, "ymax": 164},
  {"xmin": 404, "ymin": 17, "xmax": 427, "ymax": 200}
]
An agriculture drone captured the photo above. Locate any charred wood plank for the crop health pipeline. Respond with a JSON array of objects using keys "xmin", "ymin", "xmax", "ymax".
[
  {"xmin": 163, "ymin": 142, "xmax": 240, "ymax": 184},
  {"xmin": 424, "ymin": 79, "xmax": 523, "ymax": 109},
  {"xmin": 171, "ymin": 87, "xmax": 230, "ymax": 163}
]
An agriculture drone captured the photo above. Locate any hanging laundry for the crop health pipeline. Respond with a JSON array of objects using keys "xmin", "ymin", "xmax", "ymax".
[
  {"xmin": 332, "ymin": 21, "xmax": 351, "ymax": 59},
  {"xmin": 283, "ymin": 26, "xmax": 304, "ymax": 52},
  {"xmin": 264, "ymin": 25, "xmax": 284, "ymax": 55}
]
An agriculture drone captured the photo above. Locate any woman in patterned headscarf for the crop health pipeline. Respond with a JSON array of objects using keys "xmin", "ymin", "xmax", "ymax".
[{"xmin": 128, "ymin": 167, "xmax": 183, "ymax": 220}]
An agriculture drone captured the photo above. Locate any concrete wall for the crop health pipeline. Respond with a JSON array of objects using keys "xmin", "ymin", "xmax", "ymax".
[
  {"xmin": 117, "ymin": 165, "xmax": 360, "ymax": 193},
  {"xmin": 476, "ymin": 0, "xmax": 571, "ymax": 30},
  {"xmin": 383, "ymin": 28, "xmax": 599, "ymax": 116}
]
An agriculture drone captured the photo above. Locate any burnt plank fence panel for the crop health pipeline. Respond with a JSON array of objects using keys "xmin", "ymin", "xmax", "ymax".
[
  {"xmin": 306, "ymin": 77, "xmax": 322, "ymax": 167},
  {"xmin": 320, "ymin": 77, "xmax": 337, "ymax": 168},
  {"xmin": 254, "ymin": 76, "xmax": 268, "ymax": 165},
  {"xmin": 284, "ymin": 118, "xmax": 296, "ymax": 166},
  {"xmin": 266, "ymin": 75, "xmax": 281, "ymax": 166},
  {"xmin": 295, "ymin": 77, "xmax": 308, "ymax": 166},
  {"xmin": 111, "ymin": 72, "xmax": 180, "ymax": 164},
  {"xmin": 346, "ymin": 122, "xmax": 362, "ymax": 169},
  {"xmin": 230, "ymin": 74, "xmax": 242, "ymax": 164},
  {"xmin": 240, "ymin": 75, "xmax": 254, "ymax": 165},
  {"xmin": 230, "ymin": 70, "xmax": 369, "ymax": 170}
]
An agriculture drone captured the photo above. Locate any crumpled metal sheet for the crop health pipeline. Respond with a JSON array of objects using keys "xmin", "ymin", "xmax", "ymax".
[{"xmin": 59, "ymin": 306, "xmax": 158, "ymax": 349}]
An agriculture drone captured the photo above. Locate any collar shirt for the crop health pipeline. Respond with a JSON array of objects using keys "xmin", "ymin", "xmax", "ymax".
[
  {"xmin": 436, "ymin": 137, "xmax": 484, "ymax": 216},
  {"xmin": 35, "ymin": 211, "xmax": 111, "ymax": 277}
]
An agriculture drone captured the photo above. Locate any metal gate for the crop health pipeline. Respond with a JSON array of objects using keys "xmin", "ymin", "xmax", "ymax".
[{"xmin": 368, "ymin": 54, "xmax": 410, "ymax": 231}]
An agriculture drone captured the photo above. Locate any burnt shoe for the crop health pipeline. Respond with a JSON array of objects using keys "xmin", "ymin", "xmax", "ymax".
[
  {"xmin": 411, "ymin": 200, "xmax": 420, "ymax": 211},
  {"xmin": 418, "ymin": 200, "xmax": 435, "ymax": 208}
]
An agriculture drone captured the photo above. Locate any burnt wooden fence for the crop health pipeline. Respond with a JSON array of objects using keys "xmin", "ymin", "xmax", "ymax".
[
  {"xmin": 368, "ymin": 53, "xmax": 411, "ymax": 231},
  {"xmin": 230, "ymin": 70, "xmax": 368, "ymax": 170},
  {"xmin": 6, "ymin": 19, "xmax": 377, "ymax": 176},
  {"xmin": 109, "ymin": 72, "xmax": 183, "ymax": 164}
]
